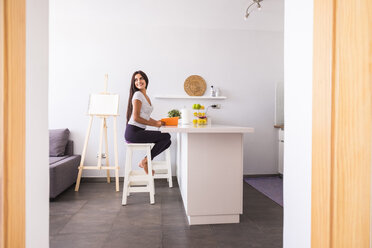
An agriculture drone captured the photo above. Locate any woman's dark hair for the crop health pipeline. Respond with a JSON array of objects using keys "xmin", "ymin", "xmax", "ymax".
[{"xmin": 126, "ymin": 70, "xmax": 149, "ymax": 123}]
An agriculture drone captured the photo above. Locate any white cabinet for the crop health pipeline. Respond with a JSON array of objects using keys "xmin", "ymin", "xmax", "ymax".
[
  {"xmin": 160, "ymin": 125, "xmax": 254, "ymax": 225},
  {"xmin": 278, "ymin": 129, "xmax": 284, "ymax": 175}
]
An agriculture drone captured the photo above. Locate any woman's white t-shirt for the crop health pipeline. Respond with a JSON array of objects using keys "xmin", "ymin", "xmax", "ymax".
[{"xmin": 128, "ymin": 91, "xmax": 153, "ymax": 129}]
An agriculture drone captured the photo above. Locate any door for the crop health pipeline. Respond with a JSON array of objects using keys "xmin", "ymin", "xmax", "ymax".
[
  {"xmin": 311, "ymin": 0, "xmax": 372, "ymax": 247},
  {"xmin": 0, "ymin": 0, "xmax": 26, "ymax": 247}
]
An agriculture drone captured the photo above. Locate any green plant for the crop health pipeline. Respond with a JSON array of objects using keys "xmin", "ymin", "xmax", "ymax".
[{"xmin": 168, "ymin": 109, "xmax": 181, "ymax": 118}]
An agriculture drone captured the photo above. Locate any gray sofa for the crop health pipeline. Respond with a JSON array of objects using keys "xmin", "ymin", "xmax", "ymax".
[{"xmin": 49, "ymin": 129, "xmax": 81, "ymax": 199}]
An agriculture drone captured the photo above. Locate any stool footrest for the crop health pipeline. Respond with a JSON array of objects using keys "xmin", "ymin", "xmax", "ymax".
[
  {"xmin": 129, "ymin": 186, "xmax": 150, "ymax": 193},
  {"xmin": 129, "ymin": 175, "xmax": 150, "ymax": 182},
  {"xmin": 130, "ymin": 170, "xmax": 146, "ymax": 175},
  {"xmin": 154, "ymin": 174, "xmax": 170, "ymax": 179},
  {"xmin": 129, "ymin": 181, "xmax": 148, "ymax": 186},
  {"xmin": 153, "ymin": 164, "xmax": 168, "ymax": 170},
  {"xmin": 152, "ymin": 161, "xmax": 166, "ymax": 165}
]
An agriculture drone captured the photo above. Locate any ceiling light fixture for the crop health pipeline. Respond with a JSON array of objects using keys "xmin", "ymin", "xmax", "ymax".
[{"xmin": 244, "ymin": 0, "xmax": 263, "ymax": 20}]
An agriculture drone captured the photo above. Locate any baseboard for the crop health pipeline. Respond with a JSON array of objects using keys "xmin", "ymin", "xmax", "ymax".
[
  {"xmin": 80, "ymin": 177, "xmax": 124, "ymax": 183},
  {"xmin": 82, "ymin": 175, "xmax": 281, "ymax": 183},
  {"xmin": 81, "ymin": 176, "xmax": 177, "ymax": 183},
  {"xmin": 243, "ymin": 174, "xmax": 281, "ymax": 178}
]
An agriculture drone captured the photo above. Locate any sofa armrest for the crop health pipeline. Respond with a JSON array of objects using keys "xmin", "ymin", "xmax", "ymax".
[{"xmin": 49, "ymin": 155, "xmax": 81, "ymax": 198}]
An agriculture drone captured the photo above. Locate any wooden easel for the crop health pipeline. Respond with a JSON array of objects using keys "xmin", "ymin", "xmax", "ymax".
[{"xmin": 75, "ymin": 74, "xmax": 120, "ymax": 191}]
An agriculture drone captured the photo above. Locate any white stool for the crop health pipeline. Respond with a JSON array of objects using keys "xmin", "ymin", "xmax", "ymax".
[
  {"xmin": 122, "ymin": 143, "xmax": 155, "ymax": 205},
  {"xmin": 153, "ymin": 148, "xmax": 173, "ymax": 188}
]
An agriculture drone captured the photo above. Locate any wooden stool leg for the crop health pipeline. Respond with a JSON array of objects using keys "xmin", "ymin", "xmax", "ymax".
[
  {"xmin": 75, "ymin": 116, "xmax": 94, "ymax": 191},
  {"xmin": 166, "ymin": 149, "xmax": 173, "ymax": 188},
  {"xmin": 147, "ymin": 147, "xmax": 155, "ymax": 204},
  {"xmin": 126, "ymin": 149, "xmax": 132, "ymax": 198},
  {"xmin": 122, "ymin": 180, "xmax": 129, "ymax": 205},
  {"xmin": 122, "ymin": 179, "xmax": 129, "ymax": 205},
  {"xmin": 122, "ymin": 148, "xmax": 132, "ymax": 205}
]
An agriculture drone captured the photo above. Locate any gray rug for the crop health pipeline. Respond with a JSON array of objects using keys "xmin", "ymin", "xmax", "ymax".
[{"xmin": 244, "ymin": 176, "xmax": 283, "ymax": 207}]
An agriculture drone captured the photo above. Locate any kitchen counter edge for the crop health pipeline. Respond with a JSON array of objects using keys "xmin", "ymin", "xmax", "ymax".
[{"xmin": 159, "ymin": 125, "xmax": 254, "ymax": 133}]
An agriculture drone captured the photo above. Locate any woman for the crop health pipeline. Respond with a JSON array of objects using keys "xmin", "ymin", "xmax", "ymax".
[{"xmin": 125, "ymin": 70, "xmax": 171, "ymax": 174}]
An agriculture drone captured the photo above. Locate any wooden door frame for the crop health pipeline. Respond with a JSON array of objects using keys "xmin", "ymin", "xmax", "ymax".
[
  {"xmin": 312, "ymin": 0, "xmax": 372, "ymax": 247},
  {"xmin": 0, "ymin": 0, "xmax": 371, "ymax": 247},
  {"xmin": 0, "ymin": 0, "xmax": 4, "ymax": 245},
  {"xmin": 0, "ymin": 0, "xmax": 26, "ymax": 247}
]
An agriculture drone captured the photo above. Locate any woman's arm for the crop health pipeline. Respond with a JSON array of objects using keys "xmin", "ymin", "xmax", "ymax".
[
  {"xmin": 150, "ymin": 118, "xmax": 166, "ymax": 126},
  {"xmin": 132, "ymin": 99, "xmax": 162, "ymax": 127}
]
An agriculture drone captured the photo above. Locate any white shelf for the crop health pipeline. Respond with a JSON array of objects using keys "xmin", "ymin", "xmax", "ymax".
[{"xmin": 154, "ymin": 95, "xmax": 227, "ymax": 100}]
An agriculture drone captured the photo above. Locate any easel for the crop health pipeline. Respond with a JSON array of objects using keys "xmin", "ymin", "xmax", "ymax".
[{"xmin": 75, "ymin": 74, "xmax": 120, "ymax": 191}]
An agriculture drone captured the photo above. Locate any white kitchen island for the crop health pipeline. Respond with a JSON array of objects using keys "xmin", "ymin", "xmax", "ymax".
[{"xmin": 159, "ymin": 124, "xmax": 254, "ymax": 225}]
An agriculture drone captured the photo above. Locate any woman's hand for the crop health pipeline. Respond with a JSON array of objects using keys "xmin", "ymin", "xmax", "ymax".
[
  {"xmin": 150, "ymin": 118, "xmax": 165, "ymax": 127},
  {"xmin": 155, "ymin": 120, "xmax": 163, "ymax": 127}
]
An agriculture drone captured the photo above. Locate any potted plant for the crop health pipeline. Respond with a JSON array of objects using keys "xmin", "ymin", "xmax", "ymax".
[{"xmin": 167, "ymin": 109, "xmax": 181, "ymax": 118}]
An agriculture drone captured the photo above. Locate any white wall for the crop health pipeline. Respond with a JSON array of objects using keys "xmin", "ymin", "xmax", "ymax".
[
  {"xmin": 49, "ymin": 0, "xmax": 284, "ymax": 176},
  {"xmin": 283, "ymin": 0, "xmax": 313, "ymax": 247},
  {"xmin": 26, "ymin": 0, "xmax": 49, "ymax": 247}
]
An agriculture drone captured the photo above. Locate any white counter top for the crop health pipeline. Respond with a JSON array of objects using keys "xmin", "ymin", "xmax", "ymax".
[{"xmin": 159, "ymin": 124, "xmax": 254, "ymax": 133}]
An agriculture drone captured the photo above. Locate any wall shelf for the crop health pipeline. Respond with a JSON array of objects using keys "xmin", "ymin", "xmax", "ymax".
[{"xmin": 154, "ymin": 95, "xmax": 227, "ymax": 100}]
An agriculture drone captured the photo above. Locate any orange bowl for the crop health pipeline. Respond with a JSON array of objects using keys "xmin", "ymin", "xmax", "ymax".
[{"xmin": 161, "ymin": 117, "xmax": 179, "ymax": 126}]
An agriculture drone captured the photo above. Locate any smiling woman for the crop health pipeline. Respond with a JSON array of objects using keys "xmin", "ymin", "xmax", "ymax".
[{"xmin": 124, "ymin": 70, "xmax": 172, "ymax": 175}]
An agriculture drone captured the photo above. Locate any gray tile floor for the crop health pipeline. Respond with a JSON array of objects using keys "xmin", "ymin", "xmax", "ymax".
[{"xmin": 50, "ymin": 179, "xmax": 283, "ymax": 248}]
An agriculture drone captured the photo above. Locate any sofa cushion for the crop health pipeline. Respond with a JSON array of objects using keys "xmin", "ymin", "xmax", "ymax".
[
  {"xmin": 49, "ymin": 156, "xmax": 69, "ymax": 165},
  {"xmin": 64, "ymin": 140, "xmax": 74, "ymax": 156},
  {"xmin": 49, "ymin": 129, "xmax": 70, "ymax": 157}
]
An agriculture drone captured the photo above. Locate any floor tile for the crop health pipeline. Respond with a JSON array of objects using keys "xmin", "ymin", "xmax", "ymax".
[
  {"xmin": 211, "ymin": 222, "xmax": 263, "ymax": 248},
  {"xmin": 50, "ymin": 200, "xmax": 87, "ymax": 216},
  {"xmin": 102, "ymin": 229, "xmax": 162, "ymax": 248},
  {"xmin": 59, "ymin": 212, "xmax": 118, "ymax": 234},
  {"xmin": 163, "ymin": 228, "xmax": 217, "ymax": 248},
  {"xmin": 112, "ymin": 207, "xmax": 162, "ymax": 231},
  {"xmin": 50, "ymin": 232, "xmax": 108, "ymax": 248},
  {"xmin": 50, "ymin": 214, "xmax": 72, "ymax": 236},
  {"xmin": 50, "ymin": 181, "xmax": 283, "ymax": 248}
]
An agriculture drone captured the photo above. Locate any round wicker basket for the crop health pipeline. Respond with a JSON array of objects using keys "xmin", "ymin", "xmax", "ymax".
[{"xmin": 184, "ymin": 75, "xmax": 206, "ymax": 96}]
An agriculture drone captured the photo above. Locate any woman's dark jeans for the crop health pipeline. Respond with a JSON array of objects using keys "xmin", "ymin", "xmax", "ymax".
[{"xmin": 125, "ymin": 124, "xmax": 171, "ymax": 160}]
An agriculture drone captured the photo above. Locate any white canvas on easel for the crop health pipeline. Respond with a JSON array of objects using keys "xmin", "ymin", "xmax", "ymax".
[
  {"xmin": 75, "ymin": 74, "xmax": 121, "ymax": 192},
  {"xmin": 88, "ymin": 94, "xmax": 119, "ymax": 116}
]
